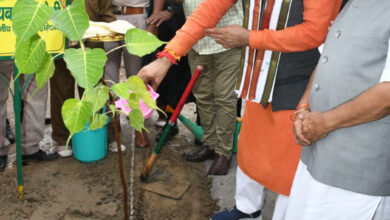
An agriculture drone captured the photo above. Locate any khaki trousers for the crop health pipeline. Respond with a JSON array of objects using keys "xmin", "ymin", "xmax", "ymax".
[
  {"xmin": 188, "ymin": 48, "xmax": 241, "ymax": 157},
  {"xmin": 0, "ymin": 60, "xmax": 48, "ymax": 155}
]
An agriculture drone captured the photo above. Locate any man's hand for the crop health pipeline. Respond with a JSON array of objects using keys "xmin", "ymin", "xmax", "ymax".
[
  {"xmin": 147, "ymin": 11, "xmax": 174, "ymax": 27},
  {"xmin": 293, "ymin": 109, "xmax": 312, "ymax": 146},
  {"xmin": 137, "ymin": 57, "xmax": 172, "ymax": 90},
  {"xmin": 146, "ymin": 24, "xmax": 158, "ymax": 36},
  {"xmin": 301, "ymin": 111, "xmax": 330, "ymax": 143},
  {"xmin": 205, "ymin": 25, "xmax": 249, "ymax": 48}
]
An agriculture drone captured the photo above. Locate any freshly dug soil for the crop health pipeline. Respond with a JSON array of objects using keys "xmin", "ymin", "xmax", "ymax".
[{"xmin": 0, "ymin": 104, "xmax": 218, "ymax": 220}]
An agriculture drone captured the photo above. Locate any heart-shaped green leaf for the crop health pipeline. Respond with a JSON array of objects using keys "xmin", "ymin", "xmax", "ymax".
[
  {"xmin": 125, "ymin": 28, "xmax": 166, "ymax": 57},
  {"xmin": 112, "ymin": 82, "xmax": 130, "ymax": 100},
  {"xmin": 51, "ymin": 0, "xmax": 89, "ymax": 41},
  {"xmin": 129, "ymin": 108, "xmax": 144, "ymax": 132},
  {"xmin": 12, "ymin": 0, "xmax": 54, "ymax": 41},
  {"xmin": 61, "ymin": 98, "xmax": 92, "ymax": 135},
  {"xmin": 63, "ymin": 48, "xmax": 107, "ymax": 89},
  {"xmin": 15, "ymin": 34, "xmax": 46, "ymax": 74},
  {"xmin": 83, "ymin": 85, "xmax": 109, "ymax": 114},
  {"xmin": 35, "ymin": 52, "xmax": 55, "ymax": 89},
  {"xmin": 89, "ymin": 114, "xmax": 108, "ymax": 130}
]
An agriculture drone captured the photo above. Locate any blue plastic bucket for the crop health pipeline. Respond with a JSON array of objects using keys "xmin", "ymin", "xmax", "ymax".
[{"xmin": 72, "ymin": 119, "xmax": 109, "ymax": 163}]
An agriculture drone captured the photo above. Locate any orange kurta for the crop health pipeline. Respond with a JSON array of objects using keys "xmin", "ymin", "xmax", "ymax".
[
  {"xmin": 163, "ymin": 0, "xmax": 342, "ymax": 196},
  {"xmin": 238, "ymin": 102, "xmax": 300, "ymax": 196}
]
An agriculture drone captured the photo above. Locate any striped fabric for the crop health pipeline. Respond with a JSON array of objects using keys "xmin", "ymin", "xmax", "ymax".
[
  {"xmin": 237, "ymin": 0, "xmax": 292, "ymax": 104},
  {"xmin": 183, "ymin": 0, "xmax": 243, "ymax": 55}
]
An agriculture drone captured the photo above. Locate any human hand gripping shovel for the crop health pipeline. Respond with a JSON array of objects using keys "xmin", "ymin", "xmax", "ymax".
[{"xmin": 140, "ymin": 66, "xmax": 203, "ymax": 181}]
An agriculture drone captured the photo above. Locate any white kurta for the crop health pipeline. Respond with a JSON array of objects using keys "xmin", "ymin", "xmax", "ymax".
[
  {"xmin": 285, "ymin": 37, "xmax": 390, "ymax": 220},
  {"xmin": 285, "ymin": 161, "xmax": 390, "ymax": 220}
]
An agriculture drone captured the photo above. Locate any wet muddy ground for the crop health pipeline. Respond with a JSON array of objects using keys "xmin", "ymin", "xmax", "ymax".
[{"xmin": 1, "ymin": 99, "xmax": 218, "ymax": 220}]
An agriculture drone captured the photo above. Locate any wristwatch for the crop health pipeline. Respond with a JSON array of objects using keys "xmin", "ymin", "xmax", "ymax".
[{"xmin": 166, "ymin": 5, "xmax": 177, "ymax": 16}]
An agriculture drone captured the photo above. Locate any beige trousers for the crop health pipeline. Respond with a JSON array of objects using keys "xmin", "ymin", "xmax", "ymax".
[
  {"xmin": 188, "ymin": 48, "xmax": 241, "ymax": 157},
  {"xmin": 0, "ymin": 60, "xmax": 48, "ymax": 155},
  {"xmin": 104, "ymin": 13, "xmax": 147, "ymax": 85}
]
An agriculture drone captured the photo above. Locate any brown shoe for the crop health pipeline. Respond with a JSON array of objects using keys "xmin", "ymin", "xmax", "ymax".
[
  {"xmin": 207, "ymin": 154, "xmax": 231, "ymax": 175},
  {"xmin": 184, "ymin": 146, "xmax": 215, "ymax": 162},
  {"xmin": 135, "ymin": 130, "xmax": 150, "ymax": 148}
]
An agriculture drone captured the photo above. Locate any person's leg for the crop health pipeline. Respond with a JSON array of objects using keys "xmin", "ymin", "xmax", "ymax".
[
  {"xmin": 50, "ymin": 59, "xmax": 75, "ymax": 156},
  {"xmin": 121, "ymin": 13, "xmax": 150, "ymax": 148},
  {"xmin": 5, "ymin": 118, "xmax": 15, "ymax": 144},
  {"xmin": 104, "ymin": 40, "xmax": 122, "ymax": 86},
  {"xmin": 207, "ymin": 48, "xmax": 241, "ymax": 175},
  {"xmin": 211, "ymin": 166, "xmax": 263, "ymax": 220},
  {"xmin": 20, "ymin": 74, "xmax": 47, "ymax": 155},
  {"xmin": 19, "ymin": 74, "xmax": 57, "ymax": 161},
  {"xmin": 122, "ymin": 13, "xmax": 146, "ymax": 78},
  {"xmin": 372, "ymin": 196, "xmax": 390, "ymax": 220},
  {"xmin": 272, "ymin": 194, "xmax": 289, "ymax": 220},
  {"xmin": 0, "ymin": 61, "xmax": 13, "ymax": 168},
  {"xmin": 184, "ymin": 49, "xmax": 218, "ymax": 161},
  {"xmin": 235, "ymin": 166, "xmax": 264, "ymax": 213},
  {"xmin": 103, "ymin": 23, "xmax": 127, "ymax": 151}
]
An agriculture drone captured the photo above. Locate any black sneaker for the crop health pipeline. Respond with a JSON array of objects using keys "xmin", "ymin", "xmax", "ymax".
[
  {"xmin": 0, "ymin": 155, "xmax": 7, "ymax": 172},
  {"xmin": 211, "ymin": 206, "xmax": 261, "ymax": 220},
  {"xmin": 22, "ymin": 149, "xmax": 58, "ymax": 162}
]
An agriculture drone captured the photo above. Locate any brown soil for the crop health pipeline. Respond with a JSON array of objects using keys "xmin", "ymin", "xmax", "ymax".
[{"xmin": 0, "ymin": 104, "xmax": 218, "ymax": 220}]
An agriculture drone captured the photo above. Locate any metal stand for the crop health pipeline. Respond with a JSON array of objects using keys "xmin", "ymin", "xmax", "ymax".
[{"xmin": 13, "ymin": 66, "xmax": 23, "ymax": 199}]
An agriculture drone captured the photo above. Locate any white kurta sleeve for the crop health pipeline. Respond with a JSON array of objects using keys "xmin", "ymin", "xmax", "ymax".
[{"xmin": 379, "ymin": 38, "xmax": 390, "ymax": 82}]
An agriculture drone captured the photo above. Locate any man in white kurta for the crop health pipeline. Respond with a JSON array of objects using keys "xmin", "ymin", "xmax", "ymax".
[{"xmin": 290, "ymin": 0, "xmax": 390, "ymax": 219}]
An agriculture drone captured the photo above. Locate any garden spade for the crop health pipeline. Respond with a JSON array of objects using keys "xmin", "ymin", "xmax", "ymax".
[{"xmin": 140, "ymin": 66, "xmax": 203, "ymax": 181}]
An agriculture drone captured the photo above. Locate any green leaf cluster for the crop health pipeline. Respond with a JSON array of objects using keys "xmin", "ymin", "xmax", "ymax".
[{"xmin": 12, "ymin": 0, "xmax": 166, "ymax": 143}]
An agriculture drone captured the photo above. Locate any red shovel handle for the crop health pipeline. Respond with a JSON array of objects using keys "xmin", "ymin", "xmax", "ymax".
[{"xmin": 169, "ymin": 66, "xmax": 202, "ymax": 124}]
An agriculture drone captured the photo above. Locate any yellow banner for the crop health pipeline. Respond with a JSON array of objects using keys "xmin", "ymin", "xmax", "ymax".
[{"xmin": 0, "ymin": 0, "xmax": 66, "ymax": 57}]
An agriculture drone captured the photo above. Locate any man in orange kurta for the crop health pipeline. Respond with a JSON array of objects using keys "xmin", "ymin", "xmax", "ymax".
[{"xmin": 138, "ymin": 0, "xmax": 341, "ymax": 219}]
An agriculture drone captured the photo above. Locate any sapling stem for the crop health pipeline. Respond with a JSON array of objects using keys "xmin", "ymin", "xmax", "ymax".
[
  {"xmin": 100, "ymin": 78, "xmax": 129, "ymax": 220},
  {"xmin": 80, "ymin": 41, "xmax": 86, "ymax": 51},
  {"xmin": 104, "ymin": 79, "xmax": 116, "ymax": 86},
  {"xmin": 10, "ymin": 72, "xmax": 22, "ymax": 88},
  {"xmin": 52, "ymin": 53, "xmax": 64, "ymax": 60},
  {"xmin": 106, "ymin": 44, "xmax": 127, "ymax": 55}
]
